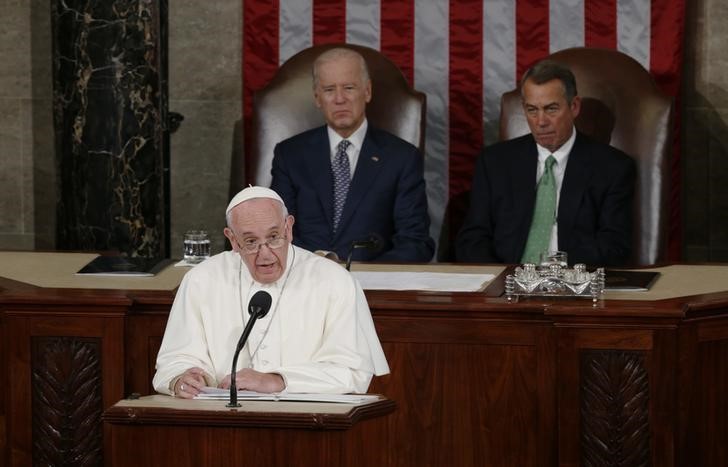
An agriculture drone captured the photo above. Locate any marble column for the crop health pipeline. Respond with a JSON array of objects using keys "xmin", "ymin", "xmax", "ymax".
[{"xmin": 52, "ymin": 0, "xmax": 168, "ymax": 258}]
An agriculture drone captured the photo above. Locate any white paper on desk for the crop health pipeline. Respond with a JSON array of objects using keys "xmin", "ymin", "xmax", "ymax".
[
  {"xmin": 351, "ymin": 271, "xmax": 494, "ymax": 292},
  {"xmin": 195, "ymin": 386, "xmax": 379, "ymax": 404}
]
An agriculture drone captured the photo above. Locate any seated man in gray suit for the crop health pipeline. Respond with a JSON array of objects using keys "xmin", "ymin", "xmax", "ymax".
[
  {"xmin": 456, "ymin": 59, "xmax": 635, "ymax": 266},
  {"xmin": 271, "ymin": 47, "xmax": 434, "ymax": 262}
]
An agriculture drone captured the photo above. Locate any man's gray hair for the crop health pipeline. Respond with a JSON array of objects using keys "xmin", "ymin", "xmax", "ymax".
[
  {"xmin": 520, "ymin": 59, "xmax": 578, "ymax": 103},
  {"xmin": 312, "ymin": 47, "xmax": 371, "ymax": 89}
]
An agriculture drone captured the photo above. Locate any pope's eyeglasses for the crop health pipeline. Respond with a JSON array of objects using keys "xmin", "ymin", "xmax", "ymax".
[{"xmin": 235, "ymin": 232, "xmax": 288, "ymax": 255}]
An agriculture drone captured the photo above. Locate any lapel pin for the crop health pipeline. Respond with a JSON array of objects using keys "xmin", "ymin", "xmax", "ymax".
[{"xmin": 371, "ymin": 156, "xmax": 380, "ymax": 162}]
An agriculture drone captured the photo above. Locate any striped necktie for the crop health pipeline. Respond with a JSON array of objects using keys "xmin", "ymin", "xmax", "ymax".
[
  {"xmin": 521, "ymin": 155, "xmax": 557, "ymax": 264},
  {"xmin": 332, "ymin": 139, "xmax": 351, "ymax": 232}
]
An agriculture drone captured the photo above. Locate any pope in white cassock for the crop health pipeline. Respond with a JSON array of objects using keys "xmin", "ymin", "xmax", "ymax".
[{"xmin": 153, "ymin": 186, "xmax": 390, "ymax": 398}]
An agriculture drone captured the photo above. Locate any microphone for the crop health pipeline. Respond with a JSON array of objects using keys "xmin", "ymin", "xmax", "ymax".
[
  {"xmin": 345, "ymin": 234, "xmax": 382, "ymax": 271},
  {"xmin": 227, "ymin": 290, "xmax": 273, "ymax": 407}
]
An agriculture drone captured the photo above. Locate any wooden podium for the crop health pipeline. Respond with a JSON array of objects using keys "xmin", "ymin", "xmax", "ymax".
[
  {"xmin": 103, "ymin": 395, "xmax": 395, "ymax": 466},
  {"xmin": 3, "ymin": 253, "xmax": 728, "ymax": 466}
]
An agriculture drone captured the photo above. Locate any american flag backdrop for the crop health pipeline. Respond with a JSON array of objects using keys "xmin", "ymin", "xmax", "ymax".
[{"xmin": 242, "ymin": 0, "xmax": 685, "ymax": 259}]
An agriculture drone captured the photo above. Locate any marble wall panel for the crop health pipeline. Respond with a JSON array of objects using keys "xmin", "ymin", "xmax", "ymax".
[
  {"xmin": 683, "ymin": 0, "xmax": 705, "ymax": 101},
  {"xmin": 708, "ymin": 109, "xmax": 728, "ymax": 260},
  {"xmin": 20, "ymin": 101, "xmax": 34, "ymax": 235},
  {"xmin": 0, "ymin": 0, "xmax": 31, "ymax": 99},
  {"xmin": 168, "ymin": 0, "xmax": 242, "ymax": 101},
  {"xmin": 703, "ymin": 0, "xmax": 728, "ymax": 109},
  {"xmin": 169, "ymin": 100, "xmax": 241, "ymax": 256},
  {"xmin": 52, "ymin": 0, "xmax": 166, "ymax": 257},
  {"xmin": 29, "ymin": 0, "xmax": 56, "ymax": 249},
  {"xmin": 0, "ymin": 1, "xmax": 34, "ymax": 250},
  {"xmin": 0, "ymin": 99, "xmax": 24, "ymax": 234},
  {"xmin": 30, "ymin": 0, "xmax": 53, "ymax": 100},
  {"xmin": 682, "ymin": 0, "xmax": 728, "ymax": 262},
  {"xmin": 682, "ymin": 108, "xmax": 713, "ymax": 260},
  {"xmin": 28, "ymin": 99, "xmax": 56, "ymax": 249},
  {"xmin": 167, "ymin": 0, "xmax": 242, "ymax": 257}
]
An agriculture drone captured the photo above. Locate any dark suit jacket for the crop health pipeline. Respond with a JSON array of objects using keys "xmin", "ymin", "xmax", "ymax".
[
  {"xmin": 455, "ymin": 132, "xmax": 636, "ymax": 266},
  {"xmin": 271, "ymin": 125, "xmax": 435, "ymax": 262}
]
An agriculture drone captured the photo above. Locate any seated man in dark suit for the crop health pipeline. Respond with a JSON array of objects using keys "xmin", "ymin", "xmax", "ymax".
[
  {"xmin": 270, "ymin": 47, "xmax": 435, "ymax": 262},
  {"xmin": 456, "ymin": 59, "xmax": 635, "ymax": 266}
]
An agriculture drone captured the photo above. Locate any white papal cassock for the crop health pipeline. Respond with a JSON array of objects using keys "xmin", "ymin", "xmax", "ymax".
[{"xmin": 153, "ymin": 245, "xmax": 389, "ymax": 395}]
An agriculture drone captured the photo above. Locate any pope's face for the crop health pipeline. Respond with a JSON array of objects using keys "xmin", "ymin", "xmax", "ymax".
[
  {"xmin": 522, "ymin": 77, "xmax": 581, "ymax": 152},
  {"xmin": 224, "ymin": 199, "xmax": 294, "ymax": 284},
  {"xmin": 314, "ymin": 55, "xmax": 372, "ymax": 138}
]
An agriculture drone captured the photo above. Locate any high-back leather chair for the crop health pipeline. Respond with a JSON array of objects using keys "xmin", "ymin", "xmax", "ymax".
[
  {"xmin": 500, "ymin": 47, "xmax": 673, "ymax": 266},
  {"xmin": 232, "ymin": 43, "xmax": 426, "ymax": 194}
]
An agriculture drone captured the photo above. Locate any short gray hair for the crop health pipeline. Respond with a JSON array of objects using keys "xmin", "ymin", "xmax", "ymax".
[
  {"xmin": 520, "ymin": 59, "xmax": 578, "ymax": 103},
  {"xmin": 312, "ymin": 47, "xmax": 370, "ymax": 89}
]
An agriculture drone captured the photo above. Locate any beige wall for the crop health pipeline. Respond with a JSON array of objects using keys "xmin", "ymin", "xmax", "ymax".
[
  {"xmin": 1, "ymin": 0, "xmax": 726, "ymax": 261},
  {"xmin": 0, "ymin": 0, "xmax": 242, "ymax": 256},
  {"xmin": 0, "ymin": 1, "xmax": 54, "ymax": 250},
  {"xmin": 683, "ymin": 0, "xmax": 728, "ymax": 261},
  {"xmin": 167, "ymin": 0, "xmax": 242, "ymax": 257}
]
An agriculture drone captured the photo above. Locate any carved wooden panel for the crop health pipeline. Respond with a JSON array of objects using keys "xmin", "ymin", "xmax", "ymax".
[
  {"xmin": 580, "ymin": 350, "xmax": 650, "ymax": 467},
  {"xmin": 31, "ymin": 336, "xmax": 102, "ymax": 466},
  {"xmin": 693, "ymin": 336, "xmax": 728, "ymax": 467}
]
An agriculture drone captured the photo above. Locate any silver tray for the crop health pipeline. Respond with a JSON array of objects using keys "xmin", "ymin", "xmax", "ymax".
[{"xmin": 505, "ymin": 263, "xmax": 605, "ymax": 302}]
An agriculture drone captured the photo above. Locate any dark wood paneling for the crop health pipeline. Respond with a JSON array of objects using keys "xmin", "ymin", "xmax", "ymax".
[
  {"xmin": 104, "ymin": 399, "xmax": 394, "ymax": 466},
  {"xmin": 105, "ymin": 420, "xmax": 391, "ymax": 467},
  {"xmin": 31, "ymin": 337, "xmax": 103, "ymax": 466},
  {"xmin": 557, "ymin": 328, "xmax": 668, "ymax": 467},
  {"xmin": 4, "ymin": 305, "xmax": 126, "ymax": 467},
  {"xmin": 2, "ymin": 273, "xmax": 728, "ymax": 466},
  {"xmin": 125, "ymin": 314, "xmax": 166, "ymax": 396},
  {"xmin": 694, "ymin": 321, "xmax": 728, "ymax": 467},
  {"xmin": 0, "ymin": 314, "xmax": 5, "ymax": 467},
  {"xmin": 579, "ymin": 350, "xmax": 650, "ymax": 467},
  {"xmin": 367, "ymin": 314, "xmax": 556, "ymax": 467},
  {"xmin": 372, "ymin": 341, "xmax": 543, "ymax": 467}
]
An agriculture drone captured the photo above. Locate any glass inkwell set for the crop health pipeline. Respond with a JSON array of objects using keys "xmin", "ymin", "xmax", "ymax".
[{"xmin": 505, "ymin": 252, "xmax": 605, "ymax": 303}]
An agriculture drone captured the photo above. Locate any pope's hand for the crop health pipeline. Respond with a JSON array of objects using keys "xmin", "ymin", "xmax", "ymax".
[
  {"xmin": 218, "ymin": 368, "xmax": 285, "ymax": 393},
  {"xmin": 174, "ymin": 367, "xmax": 208, "ymax": 399}
]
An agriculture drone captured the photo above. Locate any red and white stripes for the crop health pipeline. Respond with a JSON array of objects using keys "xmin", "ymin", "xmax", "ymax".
[{"xmin": 243, "ymin": 0, "xmax": 685, "ymax": 257}]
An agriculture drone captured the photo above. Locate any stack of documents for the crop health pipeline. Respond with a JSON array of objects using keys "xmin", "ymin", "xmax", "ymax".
[
  {"xmin": 351, "ymin": 271, "xmax": 493, "ymax": 292},
  {"xmin": 195, "ymin": 386, "xmax": 380, "ymax": 404}
]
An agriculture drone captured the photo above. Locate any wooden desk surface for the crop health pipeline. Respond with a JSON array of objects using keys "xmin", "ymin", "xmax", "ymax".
[
  {"xmin": 104, "ymin": 394, "xmax": 395, "ymax": 430},
  {"xmin": 2, "ymin": 252, "xmax": 728, "ymax": 466},
  {"xmin": 103, "ymin": 397, "xmax": 395, "ymax": 466},
  {"xmin": 0, "ymin": 251, "xmax": 189, "ymax": 290},
  {"xmin": 1, "ymin": 250, "xmax": 727, "ymax": 302}
]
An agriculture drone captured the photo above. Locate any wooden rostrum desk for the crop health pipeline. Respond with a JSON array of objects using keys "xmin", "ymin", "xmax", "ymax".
[
  {"xmin": 103, "ymin": 395, "xmax": 395, "ymax": 466},
  {"xmin": 1, "ymin": 252, "xmax": 728, "ymax": 466}
]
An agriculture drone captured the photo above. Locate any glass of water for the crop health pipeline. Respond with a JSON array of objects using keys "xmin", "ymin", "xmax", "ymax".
[
  {"xmin": 539, "ymin": 250, "xmax": 568, "ymax": 269},
  {"xmin": 183, "ymin": 230, "xmax": 211, "ymax": 264}
]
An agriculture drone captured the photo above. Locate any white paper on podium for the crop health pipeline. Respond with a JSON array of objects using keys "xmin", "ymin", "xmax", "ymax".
[
  {"xmin": 351, "ymin": 271, "xmax": 494, "ymax": 292},
  {"xmin": 194, "ymin": 386, "xmax": 379, "ymax": 404}
]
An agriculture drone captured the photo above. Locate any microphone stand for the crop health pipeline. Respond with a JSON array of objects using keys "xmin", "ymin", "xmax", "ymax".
[
  {"xmin": 227, "ymin": 291, "xmax": 272, "ymax": 407},
  {"xmin": 345, "ymin": 245, "xmax": 362, "ymax": 271},
  {"xmin": 345, "ymin": 236, "xmax": 381, "ymax": 271},
  {"xmin": 226, "ymin": 311, "xmax": 261, "ymax": 407}
]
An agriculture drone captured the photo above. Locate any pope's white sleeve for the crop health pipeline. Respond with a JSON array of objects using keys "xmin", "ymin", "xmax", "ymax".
[
  {"xmin": 275, "ymin": 276, "xmax": 386, "ymax": 394},
  {"xmin": 152, "ymin": 273, "xmax": 217, "ymax": 394}
]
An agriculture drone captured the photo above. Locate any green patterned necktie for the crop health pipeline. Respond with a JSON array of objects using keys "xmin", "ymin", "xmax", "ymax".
[{"xmin": 521, "ymin": 155, "xmax": 557, "ymax": 264}]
